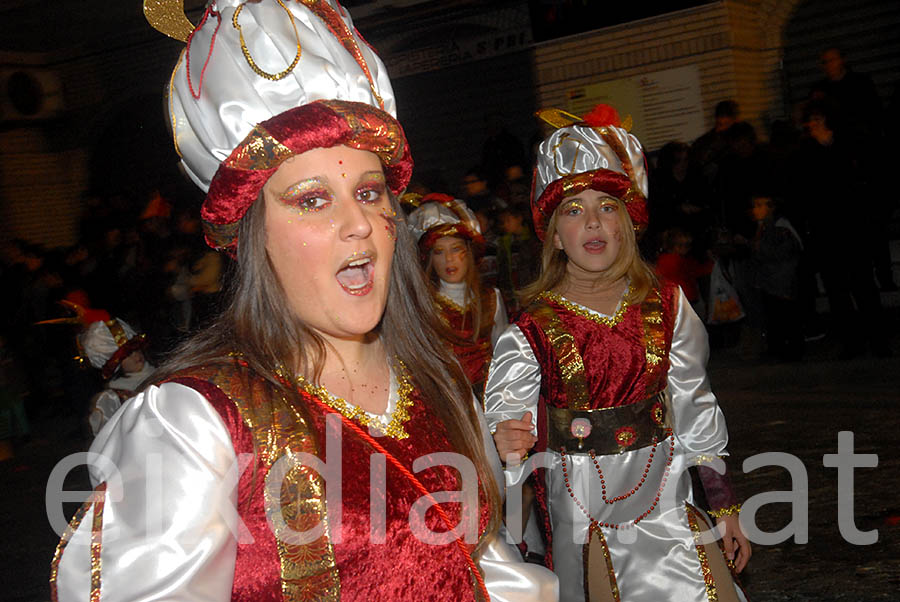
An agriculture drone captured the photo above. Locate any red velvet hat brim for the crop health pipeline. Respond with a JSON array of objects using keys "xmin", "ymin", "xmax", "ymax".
[
  {"xmin": 201, "ymin": 100, "xmax": 413, "ymax": 254},
  {"xmin": 531, "ymin": 168, "xmax": 647, "ymax": 240}
]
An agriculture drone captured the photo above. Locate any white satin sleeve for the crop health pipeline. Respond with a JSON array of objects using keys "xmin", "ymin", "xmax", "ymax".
[
  {"xmin": 483, "ymin": 325, "xmax": 540, "ymax": 434},
  {"xmin": 473, "ymin": 393, "xmax": 559, "ymax": 602},
  {"xmin": 668, "ymin": 286, "xmax": 730, "ymax": 458},
  {"xmin": 490, "ymin": 288, "xmax": 509, "ymax": 348},
  {"xmin": 54, "ymin": 383, "xmax": 238, "ymax": 601},
  {"xmin": 482, "ymin": 325, "xmax": 540, "ymax": 487}
]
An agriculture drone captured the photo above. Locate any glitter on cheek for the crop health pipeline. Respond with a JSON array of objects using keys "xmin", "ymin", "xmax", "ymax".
[{"xmin": 379, "ymin": 208, "xmax": 397, "ymax": 241}]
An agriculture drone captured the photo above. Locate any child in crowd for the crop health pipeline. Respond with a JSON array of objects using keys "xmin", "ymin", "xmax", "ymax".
[
  {"xmin": 655, "ymin": 227, "xmax": 713, "ymax": 319},
  {"xmin": 485, "ymin": 105, "xmax": 750, "ymax": 601},
  {"xmin": 408, "ymin": 194, "xmax": 508, "ymax": 398},
  {"xmin": 78, "ymin": 318, "xmax": 155, "ymax": 436},
  {"xmin": 750, "ymin": 193, "xmax": 804, "ymax": 361}
]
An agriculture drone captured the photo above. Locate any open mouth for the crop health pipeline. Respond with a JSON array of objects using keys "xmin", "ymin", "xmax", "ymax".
[
  {"xmin": 584, "ymin": 239, "xmax": 607, "ymax": 253},
  {"xmin": 336, "ymin": 254, "xmax": 375, "ymax": 296}
]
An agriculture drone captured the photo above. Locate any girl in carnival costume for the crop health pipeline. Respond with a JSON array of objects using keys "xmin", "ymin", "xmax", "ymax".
[
  {"xmin": 485, "ymin": 105, "xmax": 750, "ymax": 601},
  {"xmin": 78, "ymin": 317, "xmax": 155, "ymax": 436},
  {"xmin": 51, "ymin": 1, "xmax": 557, "ymax": 600},
  {"xmin": 407, "ymin": 194, "xmax": 508, "ymax": 399}
]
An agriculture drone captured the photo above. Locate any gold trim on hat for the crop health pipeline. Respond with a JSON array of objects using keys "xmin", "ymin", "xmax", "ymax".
[{"xmin": 224, "ymin": 125, "xmax": 296, "ymax": 171}]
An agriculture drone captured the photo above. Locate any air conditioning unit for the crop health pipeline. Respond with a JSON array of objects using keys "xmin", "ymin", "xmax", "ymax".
[{"xmin": 0, "ymin": 68, "xmax": 64, "ymax": 122}]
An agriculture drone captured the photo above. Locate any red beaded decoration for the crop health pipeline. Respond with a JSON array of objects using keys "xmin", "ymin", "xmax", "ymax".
[
  {"xmin": 185, "ymin": 7, "xmax": 222, "ymax": 99},
  {"xmin": 591, "ymin": 428, "xmax": 671, "ymax": 504},
  {"xmin": 559, "ymin": 428, "xmax": 675, "ymax": 529}
]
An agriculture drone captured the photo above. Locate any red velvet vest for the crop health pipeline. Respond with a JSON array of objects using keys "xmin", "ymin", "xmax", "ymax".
[
  {"xmin": 515, "ymin": 282, "xmax": 678, "ymax": 413},
  {"xmin": 170, "ymin": 360, "xmax": 490, "ymax": 601},
  {"xmin": 434, "ymin": 288, "xmax": 497, "ymax": 394}
]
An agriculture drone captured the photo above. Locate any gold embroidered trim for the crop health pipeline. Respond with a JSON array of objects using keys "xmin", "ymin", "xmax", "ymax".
[
  {"xmin": 224, "ymin": 124, "xmax": 296, "ymax": 170},
  {"xmin": 639, "ymin": 287, "xmax": 667, "ymax": 394},
  {"xmin": 276, "ymin": 359, "xmax": 413, "ymax": 440},
  {"xmin": 538, "ymin": 287, "xmax": 631, "ymax": 328},
  {"xmin": 187, "ymin": 362, "xmax": 341, "ymax": 600},
  {"xmin": 90, "ymin": 482, "xmax": 106, "ymax": 602},
  {"xmin": 209, "ymin": 360, "xmax": 341, "ymax": 602},
  {"xmin": 435, "ymin": 292, "xmax": 467, "ymax": 314},
  {"xmin": 168, "ymin": 52, "xmax": 183, "ymax": 159},
  {"xmin": 50, "ymin": 482, "xmax": 107, "ymax": 602},
  {"xmin": 639, "ymin": 289, "xmax": 665, "ymax": 366},
  {"xmin": 529, "ymin": 301, "xmax": 590, "ymax": 410},
  {"xmin": 707, "ymin": 504, "xmax": 741, "ymax": 518},
  {"xmin": 583, "ymin": 522, "xmax": 621, "ymax": 602},
  {"xmin": 686, "ymin": 503, "xmax": 719, "ymax": 601}
]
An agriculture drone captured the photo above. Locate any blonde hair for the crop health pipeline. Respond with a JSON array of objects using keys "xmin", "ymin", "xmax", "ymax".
[{"xmin": 520, "ymin": 197, "xmax": 657, "ymax": 307}]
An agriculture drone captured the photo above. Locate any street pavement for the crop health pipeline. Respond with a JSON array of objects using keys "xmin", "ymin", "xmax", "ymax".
[{"xmin": 2, "ymin": 324, "xmax": 898, "ymax": 601}]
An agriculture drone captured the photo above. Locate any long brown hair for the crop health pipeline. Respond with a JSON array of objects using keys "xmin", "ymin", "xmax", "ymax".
[
  {"xmin": 520, "ymin": 197, "xmax": 657, "ymax": 307},
  {"xmin": 154, "ymin": 190, "xmax": 500, "ymax": 544},
  {"xmin": 424, "ymin": 237, "xmax": 485, "ymax": 342}
]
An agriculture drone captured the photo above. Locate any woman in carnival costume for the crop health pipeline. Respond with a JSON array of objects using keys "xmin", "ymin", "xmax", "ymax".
[
  {"xmin": 485, "ymin": 105, "xmax": 750, "ymax": 601},
  {"xmin": 407, "ymin": 194, "xmax": 508, "ymax": 399},
  {"xmin": 51, "ymin": 1, "xmax": 557, "ymax": 600}
]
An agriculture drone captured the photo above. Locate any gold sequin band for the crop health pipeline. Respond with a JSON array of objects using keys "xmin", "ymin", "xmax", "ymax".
[
  {"xmin": 233, "ymin": 0, "xmax": 302, "ymax": 81},
  {"xmin": 50, "ymin": 482, "xmax": 108, "ymax": 602},
  {"xmin": 640, "ymin": 287, "xmax": 667, "ymax": 392},
  {"xmin": 583, "ymin": 522, "xmax": 621, "ymax": 601},
  {"xmin": 173, "ymin": 361, "xmax": 341, "ymax": 599},
  {"xmin": 537, "ymin": 288, "xmax": 631, "ymax": 328},
  {"xmin": 276, "ymin": 359, "xmax": 414, "ymax": 440},
  {"xmin": 90, "ymin": 482, "xmax": 107, "ymax": 602},
  {"xmin": 223, "ymin": 124, "xmax": 295, "ymax": 170},
  {"xmin": 707, "ymin": 504, "xmax": 741, "ymax": 518},
  {"xmin": 686, "ymin": 502, "xmax": 719, "ymax": 601},
  {"xmin": 528, "ymin": 299, "xmax": 591, "ymax": 410},
  {"xmin": 547, "ymin": 391, "xmax": 669, "ymax": 455}
]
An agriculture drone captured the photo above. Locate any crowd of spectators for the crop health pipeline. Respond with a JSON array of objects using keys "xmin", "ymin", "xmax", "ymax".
[
  {"xmin": 0, "ymin": 191, "xmax": 230, "ymax": 452},
  {"xmin": 1, "ymin": 47, "xmax": 896, "ymax": 458}
]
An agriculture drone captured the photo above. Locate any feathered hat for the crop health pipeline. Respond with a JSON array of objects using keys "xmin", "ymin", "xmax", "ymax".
[
  {"xmin": 78, "ymin": 318, "xmax": 148, "ymax": 380},
  {"xmin": 406, "ymin": 193, "xmax": 486, "ymax": 259},
  {"xmin": 531, "ymin": 104, "xmax": 648, "ymax": 240},
  {"xmin": 145, "ymin": 0, "xmax": 413, "ymax": 254}
]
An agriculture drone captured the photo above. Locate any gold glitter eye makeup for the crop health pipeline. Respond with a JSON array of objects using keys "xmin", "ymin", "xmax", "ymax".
[
  {"xmin": 357, "ymin": 173, "xmax": 386, "ymax": 204},
  {"xmin": 563, "ymin": 201, "xmax": 584, "ymax": 216},
  {"xmin": 600, "ymin": 199, "xmax": 619, "ymax": 212},
  {"xmin": 279, "ymin": 178, "xmax": 332, "ymax": 213}
]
